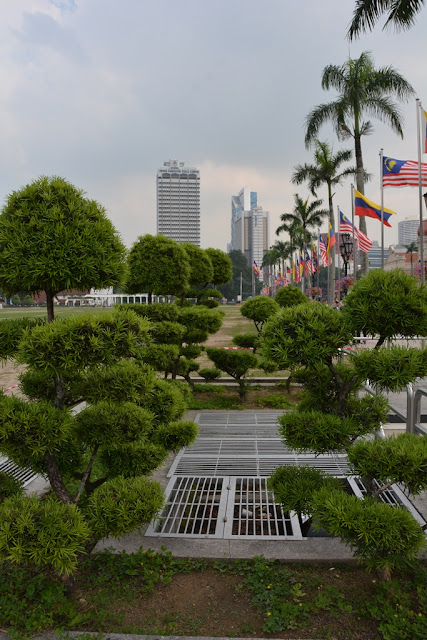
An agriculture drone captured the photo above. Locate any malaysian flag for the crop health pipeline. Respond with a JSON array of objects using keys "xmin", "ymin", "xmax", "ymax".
[
  {"xmin": 383, "ymin": 156, "xmax": 427, "ymax": 187},
  {"xmin": 339, "ymin": 211, "xmax": 372, "ymax": 253}
]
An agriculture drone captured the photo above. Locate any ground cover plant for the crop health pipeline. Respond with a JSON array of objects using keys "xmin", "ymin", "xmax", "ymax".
[
  {"xmin": 188, "ymin": 382, "xmax": 298, "ymax": 410},
  {"xmin": 1, "ymin": 549, "xmax": 426, "ymax": 639}
]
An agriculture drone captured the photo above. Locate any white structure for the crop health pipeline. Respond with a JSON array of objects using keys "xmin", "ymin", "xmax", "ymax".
[
  {"xmin": 157, "ymin": 159, "xmax": 200, "ymax": 246},
  {"xmin": 398, "ymin": 217, "xmax": 419, "ymax": 246},
  {"xmin": 230, "ymin": 187, "xmax": 269, "ymax": 274}
]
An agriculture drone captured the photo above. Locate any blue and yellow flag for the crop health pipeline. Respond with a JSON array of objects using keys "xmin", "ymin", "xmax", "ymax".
[{"xmin": 355, "ymin": 190, "xmax": 395, "ymax": 227}]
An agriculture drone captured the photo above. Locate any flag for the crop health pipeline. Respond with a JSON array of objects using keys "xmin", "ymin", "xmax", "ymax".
[
  {"xmin": 326, "ymin": 224, "xmax": 335, "ymax": 259},
  {"xmin": 319, "ymin": 234, "xmax": 331, "ymax": 266},
  {"xmin": 296, "ymin": 258, "xmax": 300, "ymax": 283},
  {"xmin": 354, "ymin": 190, "xmax": 395, "ymax": 227},
  {"xmin": 382, "ymin": 156, "xmax": 427, "ymax": 187},
  {"xmin": 253, "ymin": 260, "xmax": 261, "ymax": 277},
  {"xmin": 300, "ymin": 251, "xmax": 307, "ymax": 277},
  {"xmin": 312, "ymin": 243, "xmax": 319, "ymax": 272},
  {"xmin": 286, "ymin": 264, "xmax": 291, "ymax": 275},
  {"xmin": 292, "ymin": 259, "xmax": 295, "ymax": 281},
  {"xmin": 423, "ymin": 109, "xmax": 427, "ymax": 155},
  {"xmin": 304, "ymin": 247, "xmax": 314, "ymax": 274},
  {"xmin": 339, "ymin": 211, "xmax": 373, "ymax": 253}
]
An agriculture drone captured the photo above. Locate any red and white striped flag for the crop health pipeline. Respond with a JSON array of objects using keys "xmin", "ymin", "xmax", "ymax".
[
  {"xmin": 319, "ymin": 235, "xmax": 330, "ymax": 266},
  {"xmin": 383, "ymin": 157, "xmax": 427, "ymax": 187},
  {"xmin": 339, "ymin": 211, "xmax": 372, "ymax": 254}
]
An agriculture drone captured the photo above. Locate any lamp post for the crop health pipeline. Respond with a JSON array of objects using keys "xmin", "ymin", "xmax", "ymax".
[{"xmin": 339, "ymin": 233, "xmax": 353, "ymax": 277}]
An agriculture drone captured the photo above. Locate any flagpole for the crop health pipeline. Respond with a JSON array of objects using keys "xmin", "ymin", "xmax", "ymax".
[
  {"xmin": 351, "ymin": 184, "xmax": 356, "ymax": 276},
  {"xmin": 317, "ymin": 228, "xmax": 320, "ymax": 301},
  {"xmin": 380, "ymin": 148, "xmax": 384, "ymax": 269},
  {"xmin": 417, "ymin": 98, "xmax": 424, "ymax": 284},
  {"xmin": 337, "ymin": 205, "xmax": 341, "ymax": 305}
]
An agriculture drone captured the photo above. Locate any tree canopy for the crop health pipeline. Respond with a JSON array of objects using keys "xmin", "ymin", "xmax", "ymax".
[
  {"xmin": 0, "ymin": 176, "xmax": 126, "ymax": 321},
  {"xmin": 127, "ymin": 235, "xmax": 191, "ymax": 303}
]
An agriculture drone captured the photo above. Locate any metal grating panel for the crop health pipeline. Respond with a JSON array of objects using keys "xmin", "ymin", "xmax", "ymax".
[
  {"xmin": 0, "ymin": 459, "xmax": 39, "ymax": 487},
  {"xmin": 224, "ymin": 477, "xmax": 302, "ymax": 539},
  {"xmin": 145, "ymin": 476, "xmax": 226, "ymax": 537},
  {"xmin": 145, "ymin": 475, "xmax": 302, "ymax": 539}
]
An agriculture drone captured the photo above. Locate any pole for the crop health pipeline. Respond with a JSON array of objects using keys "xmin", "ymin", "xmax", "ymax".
[
  {"xmin": 380, "ymin": 148, "xmax": 384, "ymax": 269},
  {"xmin": 240, "ymin": 271, "xmax": 243, "ymax": 302},
  {"xmin": 351, "ymin": 184, "xmax": 356, "ymax": 276},
  {"xmin": 337, "ymin": 205, "xmax": 341, "ymax": 304},
  {"xmin": 316, "ymin": 229, "xmax": 320, "ymax": 301},
  {"xmin": 417, "ymin": 99, "xmax": 424, "ymax": 284}
]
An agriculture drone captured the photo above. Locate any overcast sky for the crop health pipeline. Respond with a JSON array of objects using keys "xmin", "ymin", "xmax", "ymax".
[{"xmin": 1, "ymin": 0, "xmax": 426, "ymax": 252}]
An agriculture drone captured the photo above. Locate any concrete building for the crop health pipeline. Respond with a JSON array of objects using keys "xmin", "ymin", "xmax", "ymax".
[
  {"xmin": 368, "ymin": 240, "xmax": 388, "ymax": 269},
  {"xmin": 230, "ymin": 187, "xmax": 269, "ymax": 275},
  {"xmin": 398, "ymin": 217, "xmax": 419, "ymax": 247},
  {"xmin": 156, "ymin": 159, "xmax": 200, "ymax": 246}
]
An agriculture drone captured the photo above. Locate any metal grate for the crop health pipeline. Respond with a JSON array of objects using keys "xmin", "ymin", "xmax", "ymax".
[
  {"xmin": 223, "ymin": 477, "xmax": 302, "ymax": 539},
  {"xmin": 0, "ymin": 459, "xmax": 40, "ymax": 487},
  {"xmin": 145, "ymin": 475, "xmax": 302, "ymax": 539},
  {"xmin": 146, "ymin": 476, "xmax": 225, "ymax": 537}
]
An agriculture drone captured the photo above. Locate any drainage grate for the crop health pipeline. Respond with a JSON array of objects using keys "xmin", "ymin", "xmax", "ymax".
[
  {"xmin": 145, "ymin": 475, "xmax": 301, "ymax": 539},
  {"xmin": 168, "ymin": 438, "xmax": 350, "ymax": 478},
  {"xmin": 146, "ymin": 476, "xmax": 225, "ymax": 537},
  {"xmin": 0, "ymin": 459, "xmax": 39, "ymax": 487},
  {"xmin": 223, "ymin": 477, "xmax": 301, "ymax": 539}
]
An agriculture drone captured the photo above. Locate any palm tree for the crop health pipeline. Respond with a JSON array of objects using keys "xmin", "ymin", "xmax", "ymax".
[
  {"xmin": 277, "ymin": 195, "xmax": 328, "ymax": 291},
  {"xmin": 292, "ymin": 140, "xmax": 357, "ymax": 302},
  {"xmin": 406, "ymin": 241, "xmax": 418, "ymax": 275},
  {"xmin": 305, "ymin": 51, "xmax": 415, "ymax": 273},
  {"xmin": 271, "ymin": 239, "xmax": 295, "ymax": 275},
  {"xmin": 348, "ymin": 0, "xmax": 425, "ymax": 40}
]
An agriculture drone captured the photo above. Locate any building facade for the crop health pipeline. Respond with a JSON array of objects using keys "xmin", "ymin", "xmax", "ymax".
[
  {"xmin": 230, "ymin": 187, "xmax": 269, "ymax": 273},
  {"xmin": 156, "ymin": 159, "xmax": 200, "ymax": 246},
  {"xmin": 398, "ymin": 217, "xmax": 419, "ymax": 247}
]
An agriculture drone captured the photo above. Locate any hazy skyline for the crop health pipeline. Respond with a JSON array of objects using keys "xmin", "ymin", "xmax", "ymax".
[{"xmin": 1, "ymin": 0, "xmax": 426, "ymax": 253}]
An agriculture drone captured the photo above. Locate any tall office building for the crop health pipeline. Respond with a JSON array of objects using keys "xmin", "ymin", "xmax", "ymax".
[
  {"xmin": 156, "ymin": 159, "xmax": 200, "ymax": 246},
  {"xmin": 398, "ymin": 217, "xmax": 419, "ymax": 247},
  {"xmin": 230, "ymin": 187, "xmax": 269, "ymax": 273}
]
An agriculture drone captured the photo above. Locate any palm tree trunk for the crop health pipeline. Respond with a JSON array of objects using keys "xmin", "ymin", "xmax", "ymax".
[
  {"xmin": 328, "ymin": 184, "xmax": 335, "ymax": 305},
  {"xmin": 354, "ymin": 133, "xmax": 369, "ymax": 275}
]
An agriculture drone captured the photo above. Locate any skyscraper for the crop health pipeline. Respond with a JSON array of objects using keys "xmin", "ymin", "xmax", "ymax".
[
  {"xmin": 156, "ymin": 159, "xmax": 200, "ymax": 246},
  {"xmin": 230, "ymin": 187, "xmax": 269, "ymax": 273},
  {"xmin": 398, "ymin": 217, "xmax": 419, "ymax": 247}
]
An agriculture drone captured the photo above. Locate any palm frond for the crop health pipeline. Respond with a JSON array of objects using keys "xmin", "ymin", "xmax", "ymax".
[{"xmin": 347, "ymin": 0, "xmax": 425, "ymax": 40}]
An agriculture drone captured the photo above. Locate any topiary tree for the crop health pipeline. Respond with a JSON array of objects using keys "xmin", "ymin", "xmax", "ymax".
[
  {"xmin": 127, "ymin": 235, "xmax": 191, "ymax": 304},
  {"xmin": 0, "ymin": 309, "xmax": 198, "ymax": 575},
  {"xmin": 180, "ymin": 244, "xmax": 213, "ymax": 304},
  {"xmin": 205, "ymin": 347, "xmax": 258, "ymax": 399},
  {"xmin": 261, "ymin": 281, "xmax": 427, "ymax": 578},
  {"xmin": 274, "ymin": 285, "xmax": 308, "ymax": 308},
  {"xmin": 0, "ymin": 176, "xmax": 127, "ymax": 322},
  {"xmin": 117, "ymin": 303, "xmax": 224, "ymax": 386},
  {"xmin": 342, "ymin": 269, "xmax": 427, "ymax": 348},
  {"xmin": 240, "ymin": 296, "xmax": 280, "ymax": 335},
  {"xmin": 205, "ymin": 248, "xmax": 233, "ymax": 288}
]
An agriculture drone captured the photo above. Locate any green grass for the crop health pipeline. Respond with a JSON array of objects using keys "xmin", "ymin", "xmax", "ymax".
[{"xmin": 0, "ymin": 306, "xmax": 114, "ymax": 320}]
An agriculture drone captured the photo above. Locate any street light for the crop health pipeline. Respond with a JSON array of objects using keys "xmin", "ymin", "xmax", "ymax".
[{"xmin": 339, "ymin": 233, "xmax": 353, "ymax": 277}]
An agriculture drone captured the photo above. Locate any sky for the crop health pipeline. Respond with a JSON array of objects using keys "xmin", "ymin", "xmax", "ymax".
[{"xmin": 1, "ymin": 0, "xmax": 426, "ymax": 252}]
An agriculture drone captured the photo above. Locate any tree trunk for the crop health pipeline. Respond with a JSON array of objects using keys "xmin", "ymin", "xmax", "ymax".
[
  {"xmin": 46, "ymin": 289, "xmax": 55, "ymax": 322},
  {"xmin": 148, "ymin": 291, "xmax": 153, "ymax": 304},
  {"xmin": 328, "ymin": 184, "xmax": 335, "ymax": 305},
  {"xmin": 44, "ymin": 451, "xmax": 73, "ymax": 503},
  {"xmin": 354, "ymin": 134, "xmax": 369, "ymax": 275}
]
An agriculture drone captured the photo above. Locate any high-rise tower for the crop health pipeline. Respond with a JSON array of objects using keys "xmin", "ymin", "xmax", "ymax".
[
  {"xmin": 156, "ymin": 159, "xmax": 200, "ymax": 246},
  {"xmin": 230, "ymin": 187, "xmax": 269, "ymax": 272}
]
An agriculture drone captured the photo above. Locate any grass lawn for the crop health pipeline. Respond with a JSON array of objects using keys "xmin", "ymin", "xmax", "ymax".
[{"xmin": 1, "ymin": 550, "xmax": 426, "ymax": 639}]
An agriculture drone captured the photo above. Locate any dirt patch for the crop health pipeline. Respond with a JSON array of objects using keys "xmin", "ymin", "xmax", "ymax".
[{"xmin": 110, "ymin": 569, "xmax": 266, "ymax": 636}]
